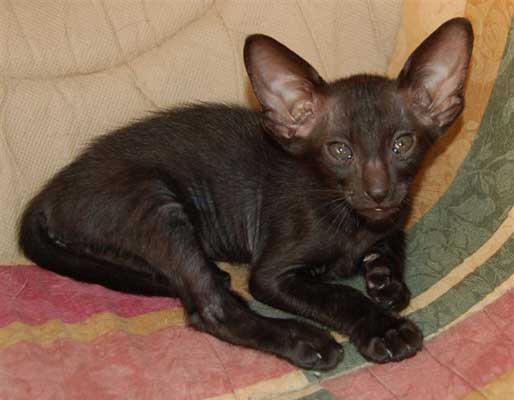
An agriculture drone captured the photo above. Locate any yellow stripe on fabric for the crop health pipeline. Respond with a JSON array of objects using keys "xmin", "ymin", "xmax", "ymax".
[
  {"xmin": 405, "ymin": 206, "xmax": 514, "ymax": 315},
  {"xmin": 206, "ymin": 370, "xmax": 312, "ymax": 400},
  {"xmin": 219, "ymin": 262, "xmax": 251, "ymax": 298},
  {"xmin": 234, "ymin": 371, "xmax": 313, "ymax": 400},
  {"xmin": 205, "ymin": 394, "xmax": 237, "ymax": 400},
  {"xmin": 265, "ymin": 384, "xmax": 323, "ymax": 400},
  {"xmin": 462, "ymin": 370, "xmax": 514, "ymax": 400},
  {"xmin": 0, "ymin": 257, "xmax": 31, "ymax": 266},
  {"xmin": 0, "ymin": 308, "xmax": 185, "ymax": 348}
]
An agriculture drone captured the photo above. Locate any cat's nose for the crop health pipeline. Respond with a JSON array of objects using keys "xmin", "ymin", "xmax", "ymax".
[
  {"xmin": 363, "ymin": 159, "xmax": 389, "ymax": 204},
  {"xmin": 364, "ymin": 185, "xmax": 388, "ymax": 204}
]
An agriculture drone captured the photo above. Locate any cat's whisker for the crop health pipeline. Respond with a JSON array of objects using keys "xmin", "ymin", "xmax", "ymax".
[
  {"xmin": 308, "ymin": 196, "xmax": 350, "ymax": 235},
  {"xmin": 330, "ymin": 202, "xmax": 351, "ymax": 242}
]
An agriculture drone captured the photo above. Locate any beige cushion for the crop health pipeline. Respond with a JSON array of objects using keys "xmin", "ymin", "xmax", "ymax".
[{"xmin": 0, "ymin": 0, "xmax": 403, "ymax": 262}]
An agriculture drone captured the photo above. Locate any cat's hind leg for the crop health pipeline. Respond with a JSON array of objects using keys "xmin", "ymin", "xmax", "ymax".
[
  {"xmin": 138, "ymin": 211, "xmax": 343, "ymax": 370},
  {"xmin": 19, "ymin": 200, "xmax": 176, "ymax": 297},
  {"xmin": 20, "ymin": 175, "xmax": 342, "ymax": 370}
]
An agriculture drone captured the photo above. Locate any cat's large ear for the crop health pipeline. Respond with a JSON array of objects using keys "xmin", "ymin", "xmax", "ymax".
[
  {"xmin": 244, "ymin": 34, "xmax": 327, "ymax": 141},
  {"xmin": 398, "ymin": 18, "xmax": 473, "ymax": 131}
]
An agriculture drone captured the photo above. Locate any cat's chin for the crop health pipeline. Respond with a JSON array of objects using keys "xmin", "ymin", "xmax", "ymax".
[{"xmin": 357, "ymin": 207, "xmax": 400, "ymax": 222}]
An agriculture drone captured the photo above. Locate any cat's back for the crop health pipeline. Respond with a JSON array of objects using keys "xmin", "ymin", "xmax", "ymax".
[
  {"xmin": 87, "ymin": 103, "xmax": 270, "ymax": 169},
  {"xmin": 31, "ymin": 103, "xmax": 279, "ymax": 262},
  {"xmin": 52, "ymin": 103, "xmax": 280, "ymax": 195},
  {"xmin": 41, "ymin": 103, "xmax": 277, "ymax": 210}
]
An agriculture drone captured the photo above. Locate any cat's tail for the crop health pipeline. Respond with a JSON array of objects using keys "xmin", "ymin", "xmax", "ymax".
[{"xmin": 18, "ymin": 197, "xmax": 173, "ymax": 297}]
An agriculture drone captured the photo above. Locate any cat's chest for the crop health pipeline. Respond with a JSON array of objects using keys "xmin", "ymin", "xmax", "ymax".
[
  {"xmin": 349, "ymin": 227, "xmax": 385, "ymax": 257},
  {"xmin": 327, "ymin": 225, "xmax": 389, "ymax": 276}
]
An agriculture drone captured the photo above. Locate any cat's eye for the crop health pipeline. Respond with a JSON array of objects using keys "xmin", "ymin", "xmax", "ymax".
[
  {"xmin": 327, "ymin": 142, "xmax": 353, "ymax": 161},
  {"xmin": 392, "ymin": 134, "xmax": 414, "ymax": 156}
]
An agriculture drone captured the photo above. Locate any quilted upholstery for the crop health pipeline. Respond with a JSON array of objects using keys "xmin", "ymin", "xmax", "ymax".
[{"xmin": 0, "ymin": 0, "xmax": 404, "ymax": 262}]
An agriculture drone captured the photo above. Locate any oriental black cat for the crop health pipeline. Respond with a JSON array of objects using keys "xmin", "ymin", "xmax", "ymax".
[{"xmin": 19, "ymin": 19, "xmax": 473, "ymax": 370}]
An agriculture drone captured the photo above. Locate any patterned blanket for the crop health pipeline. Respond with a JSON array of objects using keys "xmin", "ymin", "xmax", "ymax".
[{"xmin": 1, "ymin": 5, "xmax": 513, "ymax": 400}]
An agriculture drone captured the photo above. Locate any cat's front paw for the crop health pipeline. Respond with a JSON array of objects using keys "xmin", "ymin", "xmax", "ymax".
[
  {"xmin": 366, "ymin": 269, "xmax": 411, "ymax": 311},
  {"xmin": 363, "ymin": 254, "xmax": 410, "ymax": 311},
  {"xmin": 351, "ymin": 311, "xmax": 423, "ymax": 363}
]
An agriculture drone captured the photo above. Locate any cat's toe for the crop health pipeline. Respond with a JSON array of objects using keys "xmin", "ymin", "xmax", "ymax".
[
  {"xmin": 367, "ymin": 278, "xmax": 411, "ymax": 311},
  {"xmin": 290, "ymin": 337, "xmax": 343, "ymax": 370},
  {"xmin": 284, "ymin": 324, "xmax": 344, "ymax": 370},
  {"xmin": 365, "ymin": 265, "xmax": 391, "ymax": 290}
]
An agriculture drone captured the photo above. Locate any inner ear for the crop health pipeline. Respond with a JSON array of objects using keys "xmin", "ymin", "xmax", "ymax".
[
  {"xmin": 398, "ymin": 18, "xmax": 473, "ymax": 131},
  {"xmin": 244, "ymin": 34, "xmax": 327, "ymax": 140}
]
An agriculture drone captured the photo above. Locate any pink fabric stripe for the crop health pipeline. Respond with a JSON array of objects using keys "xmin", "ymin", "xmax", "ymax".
[
  {"xmin": 0, "ymin": 265, "xmax": 180, "ymax": 326},
  {"xmin": 322, "ymin": 289, "xmax": 514, "ymax": 400},
  {"xmin": 0, "ymin": 326, "xmax": 296, "ymax": 400}
]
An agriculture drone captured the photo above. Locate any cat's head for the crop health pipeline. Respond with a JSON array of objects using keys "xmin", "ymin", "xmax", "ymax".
[{"xmin": 244, "ymin": 18, "xmax": 473, "ymax": 222}]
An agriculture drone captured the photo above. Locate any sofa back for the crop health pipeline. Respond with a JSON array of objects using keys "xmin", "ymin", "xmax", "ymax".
[{"xmin": 0, "ymin": 0, "xmax": 404, "ymax": 262}]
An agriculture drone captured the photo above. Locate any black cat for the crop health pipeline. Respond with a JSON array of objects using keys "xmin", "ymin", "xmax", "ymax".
[{"xmin": 19, "ymin": 18, "xmax": 473, "ymax": 370}]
